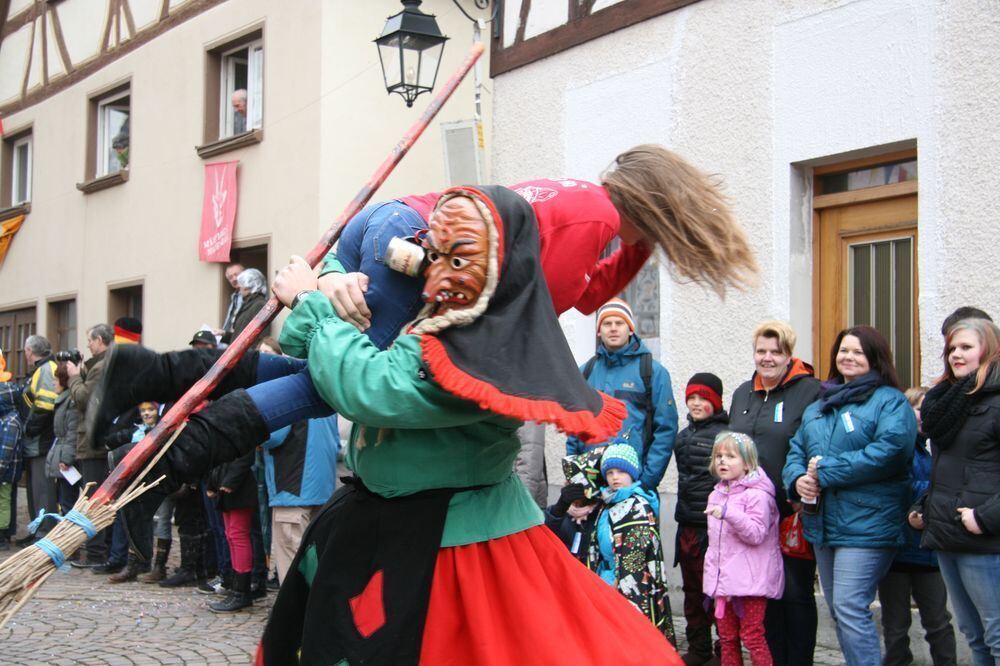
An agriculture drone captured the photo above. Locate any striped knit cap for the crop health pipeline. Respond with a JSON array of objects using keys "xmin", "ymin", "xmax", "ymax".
[
  {"xmin": 600, "ymin": 443, "xmax": 641, "ymax": 481},
  {"xmin": 596, "ymin": 298, "xmax": 635, "ymax": 333}
]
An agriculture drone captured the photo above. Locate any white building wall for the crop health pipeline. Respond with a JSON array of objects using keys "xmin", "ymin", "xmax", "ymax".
[
  {"xmin": 1, "ymin": 0, "xmax": 491, "ymax": 353},
  {"xmin": 492, "ymin": 0, "xmax": 1000, "ymax": 491}
]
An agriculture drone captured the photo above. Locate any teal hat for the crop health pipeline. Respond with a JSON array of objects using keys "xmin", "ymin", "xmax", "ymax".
[{"xmin": 600, "ymin": 443, "xmax": 641, "ymax": 481}]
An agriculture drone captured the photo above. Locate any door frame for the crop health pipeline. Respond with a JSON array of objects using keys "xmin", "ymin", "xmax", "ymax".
[{"xmin": 811, "ymin": 148, "xmax": 919, "ymax": 381}]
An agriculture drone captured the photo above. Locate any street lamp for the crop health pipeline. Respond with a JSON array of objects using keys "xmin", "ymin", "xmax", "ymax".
[{"xmin": 375, "ymin": 0, "xmax": 449, "ymax": 107}]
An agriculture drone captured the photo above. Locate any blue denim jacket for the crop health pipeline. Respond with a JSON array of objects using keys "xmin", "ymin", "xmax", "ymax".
[{"xmin": 323, "ymin": 201, "xmax": 427, "ymax": 350}]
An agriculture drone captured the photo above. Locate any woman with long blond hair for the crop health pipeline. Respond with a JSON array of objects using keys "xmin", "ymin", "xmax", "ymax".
[
  {"xmin": 92, "ymin": 145, "xmax": 759, "ymax": 462},
  {"xmin": 913, "ymin": 317, "xmax": 1000, "ymax": 665}
]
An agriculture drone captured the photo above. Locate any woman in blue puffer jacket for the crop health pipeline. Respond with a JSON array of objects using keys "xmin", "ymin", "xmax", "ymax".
[{"xmin": 783, "ymin": 326, "xmax": 916, "ymax": 666}]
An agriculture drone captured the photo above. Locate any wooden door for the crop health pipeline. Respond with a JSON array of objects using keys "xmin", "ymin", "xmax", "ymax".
[
  {"xmin": 0, "ymin": 306, "xmax": 37, "ymax": 382},
  {"xmin": 813, "ymin": 153, "xmax": 919, "ymax": 386}
]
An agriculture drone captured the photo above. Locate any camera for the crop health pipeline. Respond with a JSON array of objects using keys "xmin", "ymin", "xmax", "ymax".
[{"xmin": 55, "ymin": 349, "xmax": 83, "ymax": 365}]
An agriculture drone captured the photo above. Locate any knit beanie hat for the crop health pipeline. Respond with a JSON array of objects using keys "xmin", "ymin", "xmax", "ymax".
[
  {"xmin": 596, "ymin": 298, "xmax": 635, "ymax": 333},
  {"xmin": 686, "ymin": 372, "xmax": 723, "ymax": 412},
  {"xmin": 114, "ymin": 317, "xmax": 143, "ymax": 345},
  {"xmin": 600, "ymin": 443, "xmax": 641, "ymax": 481}
]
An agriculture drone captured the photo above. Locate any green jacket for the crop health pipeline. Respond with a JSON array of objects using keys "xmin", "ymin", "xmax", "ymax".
[
  {"xmin": 279, "ymin": 291, "xmax": 542, "ymax": 547},
  {"xmin": 68, "ymin": 349, "xmax": 106, "ymax": 459}
]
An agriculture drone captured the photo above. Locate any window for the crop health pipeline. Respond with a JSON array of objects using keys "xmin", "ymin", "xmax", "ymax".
[
  {"xmin": 109, "ymin": 284, "xmax": 143, "ymax": 328},
  {"xmin": 1, "ymin": 128, "xmax": 32, "ymax": 208},
  {"xmin": 12, "ymin": 136, "xmax": 31, "ymax": 205},
  {"xmin": 47, "ymin": 299, "xmax": 77, "ymax": 354},
  {"xmin": 848, "ymin": 237, "xmax": 915, "ymax": 387},
  {"xmin": 198, "ymin": 27, "xmax": 264, "ymax": 157},
  {"xmin": 97, "ymin": 90, "xmax": 130, "ymax": 176},
  {"xmin": 220, "ymin": 39, "xmax": 263, "ymax": 138}
]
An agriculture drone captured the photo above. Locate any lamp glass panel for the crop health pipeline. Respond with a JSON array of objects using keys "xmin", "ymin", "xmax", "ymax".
[{"xmin": 378, "ymin": 37, "xmax": 403, "ymax": 88}]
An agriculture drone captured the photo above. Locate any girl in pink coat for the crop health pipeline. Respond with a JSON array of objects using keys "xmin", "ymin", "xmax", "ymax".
[{"xmin": 703, "ymin": 431, "xmax": 785, "ymax": 666}]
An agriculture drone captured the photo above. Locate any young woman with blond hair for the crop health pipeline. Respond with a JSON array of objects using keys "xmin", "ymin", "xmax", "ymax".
[
  {"xmin": 914, "ymin": 317, "xmax": 1000, "ymax": 665},
  {"xmin": 93, "ymin": 145, "xmax": 759, "ymax": 452}
]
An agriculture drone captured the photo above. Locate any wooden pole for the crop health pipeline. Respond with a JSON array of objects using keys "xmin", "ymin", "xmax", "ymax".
[{"xmin": 91, "ymin": 42, "xmax": 485, "ymax": 505}]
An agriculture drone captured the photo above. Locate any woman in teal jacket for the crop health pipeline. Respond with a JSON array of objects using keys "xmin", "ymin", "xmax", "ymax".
[{"xmin": 783, "ymin": 326, "xmax": 916, "ymax": 666}]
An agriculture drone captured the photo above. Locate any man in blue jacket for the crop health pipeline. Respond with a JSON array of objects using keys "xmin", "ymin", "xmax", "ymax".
[
  {"xmin": 261, "ymin": 414, "xmax": 340, "ymax": 582},
  {"xmin": 566, "ymin": 298, "xmax": 678, "ymax": 492}
]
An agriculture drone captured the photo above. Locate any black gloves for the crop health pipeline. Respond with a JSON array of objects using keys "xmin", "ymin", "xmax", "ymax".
[{"xmin": 551, "ymin": 483, "xmax": 588, "ymax": 517}]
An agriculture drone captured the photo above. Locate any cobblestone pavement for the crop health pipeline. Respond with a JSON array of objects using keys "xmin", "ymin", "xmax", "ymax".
[{"xmin": 0, "ymin": 549, "xmax": 271, "ymax": 665}]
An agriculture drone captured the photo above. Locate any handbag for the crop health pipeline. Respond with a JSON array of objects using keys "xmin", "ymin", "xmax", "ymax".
[{"xmin": 779, "ymin": 511, "xmax": 814, "ymax": 560}]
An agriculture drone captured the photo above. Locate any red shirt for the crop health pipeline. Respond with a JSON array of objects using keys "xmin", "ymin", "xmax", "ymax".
[{"xmin": 400, "ymin": 179, "xmax": 650, "ymax": 315}]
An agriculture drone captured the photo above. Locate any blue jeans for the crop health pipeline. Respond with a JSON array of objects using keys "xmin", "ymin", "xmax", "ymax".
[
  {"xmin": 109, "ymin": 513, "xmax": 128, "ymax": 565},
  {"xmin": 937, "ymin": 551, "xmax": 1000, "ymax": 665},
  {"xmin": 814, "ymin": 545, "xmax": 895, "ymax": 666},
  {"xmin": 248, "ymin": 201, "xmax": 426, "ymax": 432}
]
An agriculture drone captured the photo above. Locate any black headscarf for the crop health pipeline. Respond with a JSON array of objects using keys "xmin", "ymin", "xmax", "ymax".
[{"xmin": 417, "ymin": 185, "xmax": 625, "ymax": 444}]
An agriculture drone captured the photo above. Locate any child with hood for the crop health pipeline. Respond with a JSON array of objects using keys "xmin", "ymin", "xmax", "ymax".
[
  {"xmin": 590, "ymin": 442, "xmax": 676, "ymax": 644},
  {"xmin": 703, "ymin": 432, "xmax": 784, "ymax": 666}
]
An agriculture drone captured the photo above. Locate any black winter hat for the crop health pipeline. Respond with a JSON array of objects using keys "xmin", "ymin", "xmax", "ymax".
[{"xmin": 686, "ymin": 372, "xmax": 723, "ymax": 412}]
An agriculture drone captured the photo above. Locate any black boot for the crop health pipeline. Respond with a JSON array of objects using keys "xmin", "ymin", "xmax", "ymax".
[
  {"xmin": 209, "ymin": 572, "xmax": 252, "ymax": 613},
  {"xmin": 87, "ymin": 345, "xmax": 259, "ymax": 443},
  {"xmin": 138, "ymin": 538, "xmax": 171, "ymax": 583},
  {"xmin": 162, "ymin": 390, "xmax": 270, "ymax": 485},
  {"xmin": 682, "ymin": 625, "xmax": 715, "ymax": 666},
  {"xmin": 159, "ymin": 533, "xmax": 208, "ymax": 587}
]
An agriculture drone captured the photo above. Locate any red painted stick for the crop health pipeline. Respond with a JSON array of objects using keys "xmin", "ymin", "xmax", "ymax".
[{"xmin": 92, "ymin": 42, "xmax": 486, "ymax": 505}]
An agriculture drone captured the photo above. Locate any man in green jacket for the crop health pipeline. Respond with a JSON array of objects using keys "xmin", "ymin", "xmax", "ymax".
[{"xmin": 66, "ymin": 323, "xmax": 113, "ymax": 566}]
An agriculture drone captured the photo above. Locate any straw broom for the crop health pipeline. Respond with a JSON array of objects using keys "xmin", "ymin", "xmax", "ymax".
[
  {"xmin": 0, "ymin": 423, "xmax": 185, "ymax": 627},
  {"xmin": 0, "ymin": 42, "xmax": 484, "ymax": 628}
]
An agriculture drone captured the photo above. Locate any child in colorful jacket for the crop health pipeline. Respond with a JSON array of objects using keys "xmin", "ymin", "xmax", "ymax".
[
  {"xmin": 590, "ymin": 443, "xmax": 676, "ymax": 644},
  {"xmin": 703, "ymin": 431, "xmax": 784, "ymax": 666},
  {"xmin": 0, "ymin": 351, "xmax": 23, "ymax": 547}
]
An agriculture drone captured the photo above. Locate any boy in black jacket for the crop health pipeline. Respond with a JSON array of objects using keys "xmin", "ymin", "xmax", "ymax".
[{"xmin": 674, "ymin": 373, "xmax": 729, "ymax": 665}]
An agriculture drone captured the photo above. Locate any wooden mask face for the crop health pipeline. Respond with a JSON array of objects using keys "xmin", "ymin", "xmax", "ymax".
[{"xmin": 421, "ymin": 197, "xmax": 489, "ymax": 314}]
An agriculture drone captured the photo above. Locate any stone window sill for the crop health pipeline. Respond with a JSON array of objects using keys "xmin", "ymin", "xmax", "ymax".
[
  {"xmin": 196, "ymin": 129, "xmax": 262, "ymax": 159},
  {"xmin": 0, "ymin": 203, "xmax": 30, "ymax": 221},
  {"xmin": 76, "ymin": 170, "xmax": 129, "ymax": 194}
]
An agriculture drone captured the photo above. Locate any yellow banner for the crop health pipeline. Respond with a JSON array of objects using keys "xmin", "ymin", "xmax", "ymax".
[{"xmin": 0, "ymin": 214, "xmax": 25, "ymax": 270}]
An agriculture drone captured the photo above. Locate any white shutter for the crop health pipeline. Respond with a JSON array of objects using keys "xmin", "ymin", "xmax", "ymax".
[{"xmin": 440, "ymin": 120, "xmax": 484, "ymax": 186}]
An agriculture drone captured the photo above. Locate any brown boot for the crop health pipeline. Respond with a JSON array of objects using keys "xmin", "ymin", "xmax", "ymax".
[
  {"xmin": 108, "ymin": 554, "xmax": 143, "ymax": 584},
  {"xmin": 138, "ymin": 538, "xmax": 171, "ymax": 583}
]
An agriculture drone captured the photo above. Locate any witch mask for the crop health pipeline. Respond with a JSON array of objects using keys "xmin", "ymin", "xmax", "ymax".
[{"xmin": 420, "ymin": 196, "xmax": 490, "ymax": 314}]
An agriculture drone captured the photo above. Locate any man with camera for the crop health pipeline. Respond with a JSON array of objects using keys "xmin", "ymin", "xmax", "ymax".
[
  {"xmin": 65, "ymin": 323, "xmax": 114, "ymax": 566},
  {"xmin": 20, "ymin": 335, "xmax": 59, "ymax": 542}
]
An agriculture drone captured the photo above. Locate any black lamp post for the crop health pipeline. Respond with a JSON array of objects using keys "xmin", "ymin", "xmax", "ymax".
[{"xmin": 375, "ymin": 0, "xmax": 449, "ymax": 107}]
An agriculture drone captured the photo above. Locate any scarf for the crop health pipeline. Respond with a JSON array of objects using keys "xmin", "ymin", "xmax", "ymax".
[
  {"xmin": 418, "ymin": 186, "xmax": 625, "ymax": 444},
  {"xmin": 595, "ymin": 482, "xmax": 659, "ymax": 584},
  {"xmin": 818, "ymin": 371, "xmax": 882, "ymax": 413},
  {"xmin": 921, "ymin": 373, "xmax": 977, "ymax": 450}
]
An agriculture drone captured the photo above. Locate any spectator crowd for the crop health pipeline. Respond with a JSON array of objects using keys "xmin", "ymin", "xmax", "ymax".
[{"xmin": 0, "ymin": 260, "xmax": 997, "ymax": 666}]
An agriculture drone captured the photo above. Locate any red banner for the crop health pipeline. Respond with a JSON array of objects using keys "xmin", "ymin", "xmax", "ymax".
[{"xmin": 199, "ymin": 161, "xmax": 239, "ymax": 262}]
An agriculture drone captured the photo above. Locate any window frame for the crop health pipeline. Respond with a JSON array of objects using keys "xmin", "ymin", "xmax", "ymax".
[
  {"xmin": 11, "ymin": 135, "xmax": 32, "ymax": 205},
  {"xmin": 96, "ymin": 89, "xmax": 131, "ymax": 178},
  {"xmin": 197, "ymin": 25, "xmax": 265, "ymax": 158},
  {"xmin": 219, "ymin": 38, "xmax": 263, "ymax": 138},
  {"xmin": 78, "ymin": 78, "xmax": 131, "ymax": 192}
]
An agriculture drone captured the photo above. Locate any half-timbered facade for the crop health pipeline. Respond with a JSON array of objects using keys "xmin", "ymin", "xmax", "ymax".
[{"xmin": 0, "ymin": 0, "xmax": 491, "ymax": 375}]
